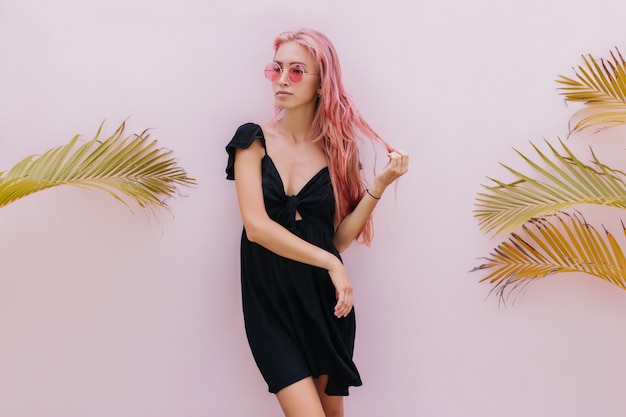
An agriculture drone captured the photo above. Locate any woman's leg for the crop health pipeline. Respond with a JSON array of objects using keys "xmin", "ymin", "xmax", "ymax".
[
  {"xmin": 276, "ymin": 377, "xmax": 327, "ymax": 417},
  {"xmin": 313, "ymin": 375, "xmax": 344, "ymax": 417}
]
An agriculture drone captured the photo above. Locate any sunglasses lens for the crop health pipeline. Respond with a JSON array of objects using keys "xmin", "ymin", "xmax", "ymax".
[
  {"xmin": 264, "ymin": 63, "xmax": 309, "ymax": 83},
  {"xmin": 264, "ymin": 63, "xmax": 280, "ymax": 81},
  {"xmin": 288, "ymin": 65, "xmax": 304, "ymax": 83}
]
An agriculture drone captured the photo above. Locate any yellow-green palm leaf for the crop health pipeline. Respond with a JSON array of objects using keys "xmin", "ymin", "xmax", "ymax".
[
  {"xmin": 475, "ymin": 139, "xmax": 626, "ymax": 235},
  {"xmin": 556, "ymin": 48, "xmax": 626, "ymax": 133},
  {"xmin": 472, "ymin": 213, "xmax": 626, "ymax": 301},
  {"xmin": 0, "ymin": 122, "xmax": 196, "ymax": 211}
]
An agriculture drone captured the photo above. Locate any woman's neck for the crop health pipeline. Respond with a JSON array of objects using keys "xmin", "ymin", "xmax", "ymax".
[{"xmin": 276, "ymin": 107, "xmax": 315, "ymax": 142}]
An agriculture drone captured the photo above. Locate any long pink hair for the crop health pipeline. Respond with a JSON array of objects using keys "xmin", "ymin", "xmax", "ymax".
[{"xmin": 273, "ymin": 29, "xmax": 392, "ymax": 245}]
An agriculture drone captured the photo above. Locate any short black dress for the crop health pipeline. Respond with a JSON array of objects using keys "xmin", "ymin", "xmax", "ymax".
[{"xmin": 226, "ymin": 123, "xmax": 362, "ymax": 396}]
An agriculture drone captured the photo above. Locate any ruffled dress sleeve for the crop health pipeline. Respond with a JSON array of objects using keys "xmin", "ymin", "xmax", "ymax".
[{"xmin": 225, "ymin": 123, "xmax": 265, "ymax": 180}]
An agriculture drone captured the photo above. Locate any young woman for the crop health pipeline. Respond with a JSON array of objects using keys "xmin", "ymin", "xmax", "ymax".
[{"xmin": 225, "ymin": 28, "xmax": 409, "ymax": 417}]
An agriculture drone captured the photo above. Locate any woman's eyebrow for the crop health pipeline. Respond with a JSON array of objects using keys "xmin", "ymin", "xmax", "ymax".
[{"xmin": 274, "ymin": 60, "xmax": 308, "ymax": 67}]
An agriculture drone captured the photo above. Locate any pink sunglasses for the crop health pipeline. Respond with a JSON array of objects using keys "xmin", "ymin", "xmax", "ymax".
[{"xmin": 264, "ymin": 62, "xmax": 318, "ymax": 83}]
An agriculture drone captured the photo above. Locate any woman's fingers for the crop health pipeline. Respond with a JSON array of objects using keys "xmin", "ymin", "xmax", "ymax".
[
  {"xmin": 376, "ymin": 149, "xmax": 409, "ymax": 186},
  {"xmin": 328, "ymin": 262, "xmax": 353, "ymax": 318},
  {"xmin": 388, "ymin": 149, "xmax": 409, "ymax": 175},
  {"xmin": 334, "ymin": 285, "xmax": 353, "ymax": 318}
]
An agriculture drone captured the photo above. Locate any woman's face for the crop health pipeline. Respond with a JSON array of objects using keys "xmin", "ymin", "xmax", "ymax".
[{"xmin": 269, "ymin": 42, "xmax": 320, "ymax": 112}]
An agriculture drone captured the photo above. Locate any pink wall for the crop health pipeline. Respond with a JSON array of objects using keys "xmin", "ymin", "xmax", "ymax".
[{"xmin": 2, "ymin": 0, "xmax": 626, "ymax": 416}]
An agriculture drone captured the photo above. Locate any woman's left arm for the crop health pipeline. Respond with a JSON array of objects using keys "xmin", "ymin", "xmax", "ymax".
[{"xmin": 333, "ymin": 149, "xmax": 410, "ymax": 252}]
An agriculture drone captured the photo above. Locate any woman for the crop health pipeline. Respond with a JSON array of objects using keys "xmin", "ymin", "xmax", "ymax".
[{"xmin": 225, "ymin": 28, "xmax": 409, "ymax": 417}]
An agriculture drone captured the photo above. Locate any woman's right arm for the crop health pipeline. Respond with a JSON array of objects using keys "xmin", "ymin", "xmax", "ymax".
[{"xmin": 233, "ymin": 140, "xmax": 353, "ymax": 317}]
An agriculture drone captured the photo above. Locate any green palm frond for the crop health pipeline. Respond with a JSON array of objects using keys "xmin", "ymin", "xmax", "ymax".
[
  {"xmin": 0, "ymin": 122, "xmax": 196, "ymax": 212},
  {"xmin": 475, "ymin": 139, "xmax": 626, "ymax": 235},
  {"xmin": 472, "ymin": 213, "xmax": 626, "ymax": 302},
  {"xmin": 556, "ymin": 48, "xmax": 626, "ymax": 133}
]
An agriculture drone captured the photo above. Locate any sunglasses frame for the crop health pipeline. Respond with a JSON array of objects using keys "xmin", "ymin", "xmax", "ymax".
[{"xmin": 264, "ymin": 62, "xmax": 318, "ymax": 83}]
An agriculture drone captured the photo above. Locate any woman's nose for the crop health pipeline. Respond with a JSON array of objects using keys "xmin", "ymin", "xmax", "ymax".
[{"xmin": 278, "ymin": 68, "xmax": 290, "ymax": 84}]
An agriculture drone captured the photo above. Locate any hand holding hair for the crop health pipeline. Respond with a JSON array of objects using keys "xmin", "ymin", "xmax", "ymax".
[{"xmin": 367, "ymin": 148, "xmax": 410, "ymax": 199}]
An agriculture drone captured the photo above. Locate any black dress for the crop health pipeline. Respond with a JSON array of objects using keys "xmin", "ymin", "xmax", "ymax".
[{"xmin": 226, "ymin": 123, "xmax": 362, "ymax": 396}]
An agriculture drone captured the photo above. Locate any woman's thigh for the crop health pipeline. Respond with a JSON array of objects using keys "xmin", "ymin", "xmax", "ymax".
[
  {"xmin": 313, "ymin": 375, "xmax": 344, "ymax": 417},
  {"xmin": 276, "ymin": 377, "xmax": 326, "ymax": 417}
]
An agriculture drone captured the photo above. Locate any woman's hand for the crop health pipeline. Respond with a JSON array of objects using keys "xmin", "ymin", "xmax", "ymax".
[
  {"xmin": 375, "ymin": 149, "xmax": 410, "ymax": 188},
  {"xmin": 328, "ymin": 263, "xmax": 354, "ymax": 318}
]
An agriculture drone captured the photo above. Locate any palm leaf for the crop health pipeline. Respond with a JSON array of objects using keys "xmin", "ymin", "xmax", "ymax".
[
  {"xmin": 0, "ymin": 122, "xmax": 196, "ymax": 212},
  {"xmin": 556, "ymin": 48, "xmax": 626, "ymax": 133},
  {"xmin": 472, "ymin": 213, "xmax": 626, "ymax": 302},
  {"xmin": 475, "ymin": 139, "xmax": 626, "ymax": 235}
]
